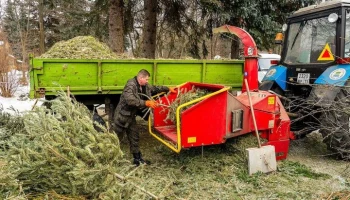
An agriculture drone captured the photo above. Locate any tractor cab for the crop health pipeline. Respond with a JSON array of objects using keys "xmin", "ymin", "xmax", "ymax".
[{"xmin": 260, "ymin": 0, "xmax": 350, "ymax": 98}]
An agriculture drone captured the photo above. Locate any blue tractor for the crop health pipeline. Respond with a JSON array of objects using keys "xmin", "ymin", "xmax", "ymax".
[{"xmin": 260, "ymin": 0, "xmax": 350, "ymax": 159}]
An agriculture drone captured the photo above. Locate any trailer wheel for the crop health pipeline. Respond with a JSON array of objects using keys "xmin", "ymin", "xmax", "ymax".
[{"xmin": 319, "ymin": 87, "xmax": 350, "ymax": 160}]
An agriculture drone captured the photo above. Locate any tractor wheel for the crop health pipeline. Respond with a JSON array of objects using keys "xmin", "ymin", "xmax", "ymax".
[
  {"xmin": 319, "ymin": 87, "xmax": 350, "ymax": 160},
  {"xmin": 319, "ymin": 111, "xmax": 350, "ymax": 159}
]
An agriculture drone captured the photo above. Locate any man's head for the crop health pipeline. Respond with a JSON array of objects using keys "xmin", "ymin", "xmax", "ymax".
[{"xmin": 137, "ymin": 69, "xmax": 150, "ymax": 86}]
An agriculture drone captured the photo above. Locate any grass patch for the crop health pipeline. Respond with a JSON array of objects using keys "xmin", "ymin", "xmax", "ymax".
[{"xmin": 279, "ymin": 160, "xmax": 331, "ymax": 179}]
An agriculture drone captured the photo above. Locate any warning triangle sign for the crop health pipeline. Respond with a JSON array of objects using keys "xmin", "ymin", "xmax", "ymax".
[{"xmin": 318, "ymin": 43, "xmax": 334, "ymax": 61}]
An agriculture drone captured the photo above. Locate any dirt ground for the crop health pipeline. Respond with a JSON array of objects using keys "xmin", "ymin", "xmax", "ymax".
[
  {"xmin": 287, "ymin": 132, "xmax": 350, "ymax": 199},
  {"xmin": 289, "ymin": 131, "xmax": 350, "ymax": 179}
]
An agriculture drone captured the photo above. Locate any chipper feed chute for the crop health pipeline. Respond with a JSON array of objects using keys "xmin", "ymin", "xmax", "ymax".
[{"xmin": 148, "ymin": 82, "xmax": 293, "ymax": 160}]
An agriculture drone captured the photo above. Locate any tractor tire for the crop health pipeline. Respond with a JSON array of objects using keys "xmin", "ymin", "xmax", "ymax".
[
  {"xmin": 319, "ymin": 111, "xmax": 350, "ymax": 159},
  {"xmin": 319, "ymin": 87, "xmax": 350, "ymax": 160}
]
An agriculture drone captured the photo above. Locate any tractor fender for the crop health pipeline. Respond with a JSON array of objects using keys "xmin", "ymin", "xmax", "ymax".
[
  {"xmin": 260, "ymin": 65, "xmax": 287, "ymax": 91},
  {"xmin": 314, "ymin": 64, "xmax": 350, "ymax": 86},
  {"xmin": 308, "ymin": 64, "xmax": 350, "ymax": 107}
]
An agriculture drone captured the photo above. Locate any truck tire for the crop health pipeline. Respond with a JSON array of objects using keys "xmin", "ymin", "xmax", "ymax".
[{"xmin": 319, "ymin": 87, "xmax": 350, "ymax": 160}]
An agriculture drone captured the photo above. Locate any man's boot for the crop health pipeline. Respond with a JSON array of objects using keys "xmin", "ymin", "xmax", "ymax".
[{"xmin": 133, "ymin": 152, "xmax": 151, "ymax": 166}]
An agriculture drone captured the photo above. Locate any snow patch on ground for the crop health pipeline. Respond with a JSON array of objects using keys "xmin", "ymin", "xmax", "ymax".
[{"xmin": 0, "ymin": 72, "xmax": 43, "ymax": 114}]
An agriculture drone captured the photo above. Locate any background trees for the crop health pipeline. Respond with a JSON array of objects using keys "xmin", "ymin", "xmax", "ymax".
[{"xmin": 0, "ymin": 0, "xmax": 316, "ymax": 61}]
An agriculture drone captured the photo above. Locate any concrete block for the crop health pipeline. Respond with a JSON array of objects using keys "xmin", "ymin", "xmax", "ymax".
[{"xmin": 246, "ymin": 145, "xmax": 277, "ymax": 175}]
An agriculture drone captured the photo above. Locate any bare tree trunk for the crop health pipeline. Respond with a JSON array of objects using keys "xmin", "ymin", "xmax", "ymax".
[
  {"xmin": 210, "ymin": 35, "xmax": 213, "ymax": 59},
  {"xmin": 13, "ymin": 2, "xmax": 31, "ymax": 85},
  {"xmin": 128, "ymin": 32, "xmax": 135, "ymax": 56},
  {"xmin": 38, "ymin": 0, "xmax": 45, "ymax": 55},
  {"xmin": 179, "ymin": 36, "xmax": 187, "ymax": 58},
  {"xmin": 156, "ymin": 13, "xmax": 167, "ymax": 58},
  {"xmin": 142, "ymin": 0, "xmax": 157, "ymax": 59},
  {"xmin": 21, "ymin": 10, "xmax": 30, "ymax": 85},
  {"xmin": 109, "ymin": 0, "xmax": 124, "ymax": 54},
  {"xmin": 230, "ymin": 36, "xmax": 240, "ymax": 59},
  {"xmin": 167, "ymin": 34, "xmax": 175, "ymax": 58}
]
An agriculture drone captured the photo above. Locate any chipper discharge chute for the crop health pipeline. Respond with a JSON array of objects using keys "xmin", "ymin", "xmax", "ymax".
[{"xmin": 148, "ymin": 82, "xmax": 293, "ymax": 161}]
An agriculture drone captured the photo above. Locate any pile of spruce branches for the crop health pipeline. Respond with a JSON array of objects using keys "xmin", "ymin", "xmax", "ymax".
[
  {"xmin": 0, "ymin": 92, "xmax": 145, "ymax": 199},
  {"xmin": 160, "ymin": 86, "xmax": 209, "ymax": 124}
]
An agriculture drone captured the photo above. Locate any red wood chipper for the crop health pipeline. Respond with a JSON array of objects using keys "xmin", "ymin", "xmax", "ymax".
[{"xmin": 148, "ymin": 25, "xmax": 294, "ymax": 161}]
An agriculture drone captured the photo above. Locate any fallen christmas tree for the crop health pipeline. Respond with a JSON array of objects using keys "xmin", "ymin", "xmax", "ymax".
[
  {"xmin": 0, "ymin": 106, "xmax": 26, "ymax": 199},
  {"xmin": 0, "ymin": 92, "xmax": 155, "ymax": 199}
]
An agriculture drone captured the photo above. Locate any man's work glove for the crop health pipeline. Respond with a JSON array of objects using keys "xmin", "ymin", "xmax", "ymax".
[
  {"xmin": 145, "ymin": 100, "xmax": 158, "ymax": 109},
  {"xmin": 169, "ymin": 87, "xmax": 177, "ymax": 94}
]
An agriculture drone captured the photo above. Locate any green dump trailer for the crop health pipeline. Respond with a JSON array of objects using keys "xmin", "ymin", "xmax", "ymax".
[{"xmin": 29, "ymin": 58, "xmax": 244, "ymax": 115}]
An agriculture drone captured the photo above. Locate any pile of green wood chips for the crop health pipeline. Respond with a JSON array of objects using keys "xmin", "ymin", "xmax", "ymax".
[{"xmin": 39, "ymin": 36, "xmax": 118, "ymax": 59}]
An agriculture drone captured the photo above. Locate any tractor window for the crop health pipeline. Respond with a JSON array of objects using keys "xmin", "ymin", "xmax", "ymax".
[
  {"xmin": 345, "ymin": 10, "xmax": 350, "ymax": 58},
  {"xmin": 284, "ymin": 16, "xmax": 336, "ymax": 65}
]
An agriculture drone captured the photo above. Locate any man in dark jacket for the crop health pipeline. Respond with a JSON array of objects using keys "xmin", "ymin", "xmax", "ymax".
[{"xmin": 113, "ymin": 69, "xmax": 175, "ymax": 166}]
